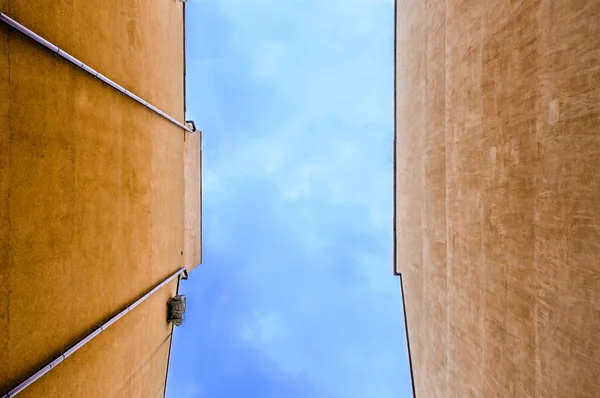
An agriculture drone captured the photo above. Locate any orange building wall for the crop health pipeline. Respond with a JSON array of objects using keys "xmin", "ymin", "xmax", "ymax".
[
  {"xmin": 0, "ymin": 0, "xmax": 10, "ymax": 384},
  {"xmin": 0, "ymin": 0, "xmax": 199, "ymax": 396},
  {"xmin": 395, "ymin": 0, "xmax": 600, "ymax": 397}
]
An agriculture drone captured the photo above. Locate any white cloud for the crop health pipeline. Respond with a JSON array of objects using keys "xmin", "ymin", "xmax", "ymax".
[{"xmin": 240, "ymin": 312, "xmax": 286, "ymax": 344}]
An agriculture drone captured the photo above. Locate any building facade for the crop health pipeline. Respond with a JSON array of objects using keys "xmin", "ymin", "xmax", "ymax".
[
  {"xmin": 394, "ymin": 0, "xmax": 600, "ymax": 397},
  {"xmin": 0, "ymin": 0, "xmax": 201, "ymax": 397}
]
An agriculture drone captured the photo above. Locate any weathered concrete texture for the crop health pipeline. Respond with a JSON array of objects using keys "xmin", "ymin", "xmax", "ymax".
[
  {"xmin": 0, "ymin": 0, "xmax": 197, "ymax": 396},
  {"xmin": 184, "ymin": 131, "xmax": 202, "ymax": 271},
  {"xmin": 395, "ymin": 0, "xmax": 600, "ymax": 397}
]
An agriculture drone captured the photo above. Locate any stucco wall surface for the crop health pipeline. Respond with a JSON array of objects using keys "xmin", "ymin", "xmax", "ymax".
[
  {"xmin": 185, "ymin": 131, "xmax": 202, "ymax": 271},
  {"xmin": 0, "ymin": 0, "xmax": 197, "ymax": 396},
  {"xmin": 395, "ymin": 0, "xmax": 600, "ymax": 397}
]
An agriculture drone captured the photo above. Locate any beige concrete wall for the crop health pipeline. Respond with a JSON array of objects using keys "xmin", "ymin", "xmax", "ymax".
[
  {"xmin": 184, "ymin": 130, "xmax": 202, "ymax": 272},
  {"xmin": 394, "ymin": 0, "xmax": 600, "ymax": 397},
  {"xmin": 0, "ymin": 0, "xmax": 197, "ymax": 396}
]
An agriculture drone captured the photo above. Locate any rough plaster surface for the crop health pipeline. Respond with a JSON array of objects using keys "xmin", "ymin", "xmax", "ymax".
[
  {"xmin": 0, "ymin": 0, "xmax": 199, "ymax": 395},
  {"xmin": 395, "ymin": 0, "xmax": 600, "ymax": 397},
  {"xmin": 185, "ymin": 131, "xmax": 202, "ymax": 271}
]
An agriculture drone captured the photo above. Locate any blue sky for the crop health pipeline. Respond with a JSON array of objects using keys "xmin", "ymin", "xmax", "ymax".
[{"xmin": 166, "ymin": 1, "xmax": 412, "ymax": 397}]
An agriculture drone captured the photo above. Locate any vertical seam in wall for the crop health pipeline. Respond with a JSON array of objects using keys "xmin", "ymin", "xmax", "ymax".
[
  {"xmin": 443, "ymin": 0, "xmax": 450, "ymax": 392},
  {"xmin": 533, "ymin": 4, "xmax": 542, "ymax": 397},
  {"xmin": 419, "ymin": 3, "xmax": 426, "ymax": 390},
  {"xmin": 478, "ymin": 6, "xmax": 486, "ymax": 395},
  {"xmin": 419, "ymin": 1, "xmax": 426, "ymax": 394}
]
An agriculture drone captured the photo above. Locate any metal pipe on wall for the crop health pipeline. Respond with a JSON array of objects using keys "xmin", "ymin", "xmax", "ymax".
[
  {"xmin": 0, "ymin": 12, "xmax": 196, "ymax": 134},
  {"xmin": 2, "ymin": 268, "xmax": 188, "ymax": 398}
]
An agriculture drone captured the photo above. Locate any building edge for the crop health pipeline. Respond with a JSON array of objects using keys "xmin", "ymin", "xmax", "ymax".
[
  {"xmin": 392, "ymin": 0, "xmax": 399, "ymax": 278},
  {"xmin": 393, "ymin": 1, "xmax": 415, "ymax": 396}
]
